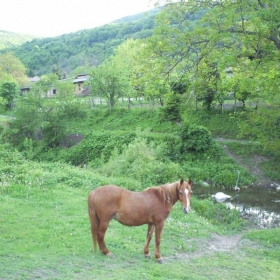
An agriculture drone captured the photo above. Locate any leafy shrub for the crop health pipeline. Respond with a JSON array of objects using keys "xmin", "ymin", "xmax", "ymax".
[
  {"xmin": 211, "ymin": 168, "xmax": 237, "ymax": 187},
  {"xmin": 53, "ymin": 128, "xmax": 182, "ymax": 167},
  {"xmin": 180, "ymin": 123, "xmax": 213, "ymax": 153},
  {"xmin": 97, "ymin": 137, "xmax": 186, "ymax": 187},
  {"xmin": 182, "ymin": 159, "xmax": 253, "ymax": 188},
  {"xmin": 159, "ymin": 93, "xmax": 182, "ymax": 122},
  {"xmin": 54, "ymin": 131, "xmax": 136, "ymax": 166},
  {"xmin": 144, "ymin": 133, "xmax": 181, "ymax": 161}
]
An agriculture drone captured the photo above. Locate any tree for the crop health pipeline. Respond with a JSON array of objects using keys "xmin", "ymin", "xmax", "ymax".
[
  {"xmin": 159, "ymin": 92, "xmax": 182, "ymax": 122},
  {"xmin": 0, "ymin": 52, "xmax": 27, "ymax": 86},
  {"xmin": 0, "ymin": 81, "xmax": 18, "ymax": 109},
  {"xmin": 112, "ymin": 39, "xmax": 142, "ymax": 101},
  {"xmin": 150, "ymin": 0, "xmax": 280, "ymax": 106},
  {"xmin": 3, "ymin": 85, "xmax": 85, "ymax": 152},
  {"xmin": 88, "ymin": 57, "xmax": 134, "ymax": 111}
]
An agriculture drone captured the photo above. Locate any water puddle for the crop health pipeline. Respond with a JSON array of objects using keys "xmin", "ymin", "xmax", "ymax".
[{"xmin": 194, "ymin": 184, "xmax": 280, "ymax": 228}]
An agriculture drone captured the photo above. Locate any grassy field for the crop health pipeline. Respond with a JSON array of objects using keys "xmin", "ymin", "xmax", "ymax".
[
  {"xmin": 1, "ymin": 162, "xmax": 280, "ymax": 280},
  {"xmin": 1, "ymin": 107, "xmax": 280, "ymax": 279}
]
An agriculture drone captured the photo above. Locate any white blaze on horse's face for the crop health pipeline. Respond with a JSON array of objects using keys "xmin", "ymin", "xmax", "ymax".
[
  {"xmin": 183, "ymin": 188, "xmax": 191, "ymax": 213},
  {"xmin": 179, "ymin": 183, "xmax": 191, "ymax": 214}
]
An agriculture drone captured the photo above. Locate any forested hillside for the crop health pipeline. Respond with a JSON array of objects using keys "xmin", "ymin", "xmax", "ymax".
[
  {"xmin": 1, "ymin": 9, "xmax": 158, "ymax": 77},
  {"xmin": 0, "ymin": 30, "xmax": 36, "ymax": 50},
  {"xmin": 1, "ymin": 1, "xmax": 279, "ymax": 172}
]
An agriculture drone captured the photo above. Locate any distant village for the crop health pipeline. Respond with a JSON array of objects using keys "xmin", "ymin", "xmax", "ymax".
[{"xmin": 20, "ymin": 74, "xmax": 90, "ymax": 97}]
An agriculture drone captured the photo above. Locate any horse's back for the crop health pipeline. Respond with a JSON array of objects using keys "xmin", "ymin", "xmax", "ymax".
[
  {"xmin": 89, "ymin": 185, "xmax": 160, "ymax": 225},
  {"xmin": 91, "ymin": 185, "xmax": 124, "ymax": 203}
]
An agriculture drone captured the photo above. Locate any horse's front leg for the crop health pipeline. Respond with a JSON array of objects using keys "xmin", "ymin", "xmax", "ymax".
[
  {"xmin": 143, "ymin": 224, "xmax": 154, "ymax": 258},
  {"xmin": 154, "ymin": 222, "xmax": 164, "ymax": 263}
]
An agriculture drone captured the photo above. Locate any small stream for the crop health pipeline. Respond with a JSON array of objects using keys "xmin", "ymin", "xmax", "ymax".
[{"xmin": 194, "ymin": 184, "xmax": 280, "ymax": 229}]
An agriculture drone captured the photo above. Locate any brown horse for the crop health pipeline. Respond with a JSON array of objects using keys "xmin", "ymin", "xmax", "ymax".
[{"xmin": 88, "ymin": 178, "xmax": 192, "ymax": 263}]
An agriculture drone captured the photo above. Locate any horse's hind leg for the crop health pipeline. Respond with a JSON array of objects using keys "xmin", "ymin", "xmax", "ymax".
[
  {"xmin": 143, "ymin": 224, "xmax": 154, "ymax": 258},
  {"xmin": 154, "ymin": 222, "xmax": 164, "ymax": 263},
  {"xmin": 97, "ymin": 220, "xmax": 111, "ymax": 256}
]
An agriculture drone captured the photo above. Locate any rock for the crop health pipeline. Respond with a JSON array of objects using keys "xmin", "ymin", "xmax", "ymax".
[
  {"xmin": 201, "ymin": 181, "xmax": 210, "ymax": 187},
  {"xmin": 212, "ymin": 192, "xmax": 231, "ymax": 203}
]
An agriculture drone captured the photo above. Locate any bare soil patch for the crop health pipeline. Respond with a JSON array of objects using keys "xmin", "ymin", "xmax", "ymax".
[{"xmin": 167, "ymin": 233, "xmax": 253, "ymax": 261}]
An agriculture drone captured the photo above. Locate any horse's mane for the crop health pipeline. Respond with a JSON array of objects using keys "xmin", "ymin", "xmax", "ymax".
[{"xmin": 145, "ymin": 182, "xmax": 179, "ymax": 205}]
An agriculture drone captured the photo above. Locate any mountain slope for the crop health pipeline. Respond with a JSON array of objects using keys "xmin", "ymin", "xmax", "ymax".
[
  {"xmin": 0, "ymin": 30, "xmax": 37, "ymax": 50},
  {"xmin": 1, "ymin": 10, "xmax": 158, "ymax": 76}
]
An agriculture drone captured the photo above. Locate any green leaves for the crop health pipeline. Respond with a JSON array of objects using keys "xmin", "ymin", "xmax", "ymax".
[
  {"xmin": 237, "ymin": 108, "xmax": 280, "ymax": 156},
  {"xmin": 89, "ymin": 57, "xmax": 134, "ymax": 111},
  {"xmin": 159, "ymin": 93, "xmax": 182, "ymax": 122},
  {"xmin": 2, "ymin": 88, "xmax": 86, "ymax": 151},
  {"xmin": 145, "ymin": 0, "xmax": 280, "ymax": 109},
  {"xmin": 0, "ymin": 52, "xmax": 27, "ymax": 86},
  {"xmin": 180, "ymin": 123, "xmax": 213, "ymax": 153},
  {"xmin": 0, "ymin": 81, "xmax": 18, "ymax": 109}
]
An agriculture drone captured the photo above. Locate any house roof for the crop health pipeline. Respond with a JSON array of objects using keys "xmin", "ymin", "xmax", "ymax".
[
  {"xmin": 20, "ymin": 86, "xmax": 31, "ymax": 90},
  {"xmin": 73, "ymin": 77, "xmax": 89, "ymax": 83},
  {"xmin": 29, "ymin": 76, "xmax": 40, "ymax": 82}
]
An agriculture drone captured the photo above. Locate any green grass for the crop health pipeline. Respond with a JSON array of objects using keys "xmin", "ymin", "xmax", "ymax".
[
  {"xmin": 243, "ymin": 228, "xmax": 280, "ymax": 261},
  {"xmin": 1, "ymin": 162, "xmax": 280, "ymax": 279},
  {"xmin": 70, "ymin": 107, "xmax": 180, "ymax": 135},
  {"xmin": 1, "ymin": 107, "xmax": 280, "ymax": 279},
  {"xmin": 182, "ymin": 110, "xmax": 239, "ymax": 138}
]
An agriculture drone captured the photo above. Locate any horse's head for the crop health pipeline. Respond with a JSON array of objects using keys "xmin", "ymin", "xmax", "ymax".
[{"xmin": 178, "ymin": 178, "xmax": 192, "ymax": 214}]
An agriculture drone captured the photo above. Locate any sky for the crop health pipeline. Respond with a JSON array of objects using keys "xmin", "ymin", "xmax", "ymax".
[{"xmin": 0, "ymin": 0, "xmax": 158, "ymax": 38}]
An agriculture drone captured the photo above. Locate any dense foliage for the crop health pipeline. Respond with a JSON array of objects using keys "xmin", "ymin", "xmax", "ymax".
[
  {"xmin": 1, "ymin": 96, "xmax": 255, "ymax": 188},
  {"xmin": 144, "ymin": 0, "xmax": 280, "ymax": 107},
  {"xmin": 0, "ymin": 81, "xmax": 18, "ymax": 109},
  {"xmin": 138, "ymin": 0, "xmax": 280, "ymax": 160},
  {"xmin": 0, "ymin": 52, "xmax": 28, "ymax": 86}
]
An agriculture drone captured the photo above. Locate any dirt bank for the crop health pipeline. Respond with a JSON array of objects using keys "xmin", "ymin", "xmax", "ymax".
[{"xmin": 216, "ymin": 138, "xmax": 277, "ymax": 187}]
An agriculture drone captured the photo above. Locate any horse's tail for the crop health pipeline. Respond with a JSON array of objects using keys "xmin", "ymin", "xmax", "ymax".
[{"xmin": 88, "ymin": 190, "xmax": 98, "ymax": 252}]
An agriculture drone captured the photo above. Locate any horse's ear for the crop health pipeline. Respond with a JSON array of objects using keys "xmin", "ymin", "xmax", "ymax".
[
  {"xmin": 180, "ymin": 178, "xmax": 184, "ymax": 185},
  {"xmin": 188, "ymin": 178, "xmax": 192, "ymax": 185}
]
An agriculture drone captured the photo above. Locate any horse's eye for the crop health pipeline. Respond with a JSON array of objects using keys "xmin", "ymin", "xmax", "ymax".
[{"xmin": 179, "ymin": 191, "xmax": 183, "ymax": 195}]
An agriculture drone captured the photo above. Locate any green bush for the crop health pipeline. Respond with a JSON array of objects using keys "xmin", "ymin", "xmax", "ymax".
[
  {"xmin": 144, "ymin": 133, "xmax": 181, "ymax": 161},
  {"xmin": 180, "ymin": 123, "xmax": 213, "ymax": 153},
  {"xmin": 159, "ymin": 93, "xmax": 182, "ymax": 122},
  {"xmin": 97, "ymin": 137, "xmax": 185, "ymax": 187},
  {"xmin": 51, "ymin": 129, "xmax": 182, "ymax": 167},
  {"xmin": 212, "ymin": 168, "xmax": 237, "ymax": 187},
  {"xmin": 49, "ymin": 131, "xmax": 136, "ymax": 166}
]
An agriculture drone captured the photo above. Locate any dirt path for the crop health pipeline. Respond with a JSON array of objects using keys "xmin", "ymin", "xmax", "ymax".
[
  {"xmin": 216, "ymin": 138, "xmax": 274, "ymax": 187},
  {"xmin": 166, "ymin": 233, "xmax": 255, "ymax": 261}
]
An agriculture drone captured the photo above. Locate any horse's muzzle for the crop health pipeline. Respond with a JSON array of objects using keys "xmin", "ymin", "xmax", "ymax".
[{"xmin": 183, "ymin": 207, "xmax": 190, "ymax": 214}]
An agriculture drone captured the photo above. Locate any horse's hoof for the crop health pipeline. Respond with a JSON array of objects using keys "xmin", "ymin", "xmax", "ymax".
[
  {"xmin": 157, "ymin": 258, "xmax": 164, "ymax": 264},
  {"xmin": 145, "ymin": 254, "xmax": 151, "ymax": 259},
  {"xmin": 105, "ymin": 252, "xmax": 113, "ymax": 257}
]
